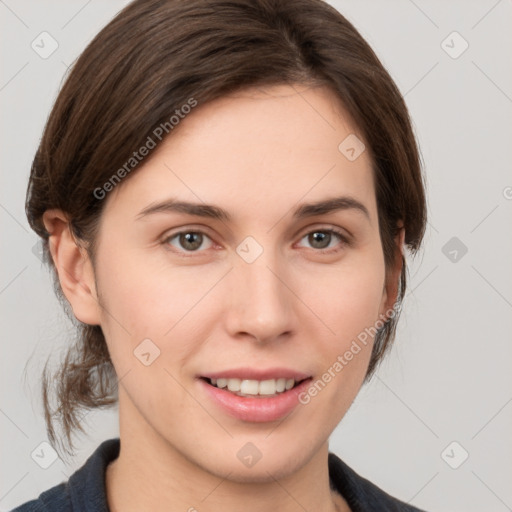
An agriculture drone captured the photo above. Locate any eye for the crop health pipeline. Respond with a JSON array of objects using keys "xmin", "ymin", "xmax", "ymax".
[
  {"xmin": 162, "ymin": 226, "xmax": 350, "ymax": 256},
  {"xmin": 297, "ymin": 228, "xmax": 350, "ymax": 253},
  {"xmin": 163, "ymin": 230, "xmax": 214, "ymax": 253}
]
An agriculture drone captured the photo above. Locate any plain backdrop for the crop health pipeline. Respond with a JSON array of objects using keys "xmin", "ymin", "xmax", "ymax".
[{"xmin": 1, "ymin": 1, "xmax": 511, "ymax": 511}]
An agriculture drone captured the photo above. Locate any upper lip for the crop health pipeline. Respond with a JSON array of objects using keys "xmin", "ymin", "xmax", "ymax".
[{"xmin": 200, "ymin": 367, "xmax": 311, "ymax": 381}]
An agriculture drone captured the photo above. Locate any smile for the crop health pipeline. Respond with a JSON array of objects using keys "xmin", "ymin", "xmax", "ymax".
[
  {"xmin": 204, "ymin": 377, "xmax": 308, "ymax": 397},
  {"xmin": 198, "ymin": 373, "xmax": 313, "ymax": 422}
]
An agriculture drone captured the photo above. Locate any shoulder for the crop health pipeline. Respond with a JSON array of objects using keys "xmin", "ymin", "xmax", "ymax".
[
  {"xmin": 328, "ymin": 452, "xmax": 428, "ymax": 512},
  {"xmin": 8, "ymin": 438, "xmax": 120, "ymax": 512},
  {"xmin": 9, "ymin": 482, "xmax": 70, "ymax": 512}
]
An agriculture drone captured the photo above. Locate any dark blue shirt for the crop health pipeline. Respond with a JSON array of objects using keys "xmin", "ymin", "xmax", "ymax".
[{"xmin": 10, "ymin": 438, "xmax": 426, "ymax": 511}]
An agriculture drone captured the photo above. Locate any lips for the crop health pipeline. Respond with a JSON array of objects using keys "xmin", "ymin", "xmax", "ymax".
[
  {"xmin": 196, "ymin": 366, "xmax": 313, "ymax": 421},
  {"xmin": 198, "ymin": 375, "xmax": 313, "ymax": 422}
]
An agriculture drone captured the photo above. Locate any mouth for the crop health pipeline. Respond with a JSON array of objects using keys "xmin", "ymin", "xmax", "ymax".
[
  {"xmin": 197, "ymin": 371, "xmax": 314, "ymax": 422},
  {"xmin": 200, "ymin": 376, "xmax": 311, "ymax": 398}
]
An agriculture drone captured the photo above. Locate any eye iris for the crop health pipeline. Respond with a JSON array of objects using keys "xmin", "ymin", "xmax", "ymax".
[
  {"xmin": 180, "ymin": 232, "xmax": 202, "ymax": 251},
  {"xmin": 309, "ymin": 231, "xmax": 330, "ymax": 249}
]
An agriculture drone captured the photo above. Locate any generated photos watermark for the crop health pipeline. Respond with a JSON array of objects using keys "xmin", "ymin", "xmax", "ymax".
[
  {"xmin": 298, "ymin": 302, "xmax": 401, "ymax": 405},
  {"xmin": 93, "ymin": 97, "xmax": 198, "ymax": 200}
]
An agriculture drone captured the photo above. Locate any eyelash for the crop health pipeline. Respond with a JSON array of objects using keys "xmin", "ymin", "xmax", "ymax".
[{"xmin": 162, "ymin": 226, "xmax": 351, "ymax": 257}]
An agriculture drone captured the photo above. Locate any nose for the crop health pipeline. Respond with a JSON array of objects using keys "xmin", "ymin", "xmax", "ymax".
[{"xmin": 224, "ymin": 247, "xmax": 294, "ymax": 344}]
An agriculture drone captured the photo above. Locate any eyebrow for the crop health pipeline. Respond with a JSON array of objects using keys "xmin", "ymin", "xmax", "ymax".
[{"xmin": 136, "ymin": 195, "xmax": 370, "ymax": 222}]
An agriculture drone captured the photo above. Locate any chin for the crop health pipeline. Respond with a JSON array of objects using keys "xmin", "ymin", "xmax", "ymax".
[
  {"xmin": 215, "ymin": 460, "xmax": 300, "ymax": 484},
  {"xmin": 199, "ymin": 444, "xmax": 313, "ymax": 484}
]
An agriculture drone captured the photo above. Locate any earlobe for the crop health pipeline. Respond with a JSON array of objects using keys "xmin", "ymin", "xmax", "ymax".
[{"xmin": 42, "ymin": 209, "xmax": 102, "ymax": 326}]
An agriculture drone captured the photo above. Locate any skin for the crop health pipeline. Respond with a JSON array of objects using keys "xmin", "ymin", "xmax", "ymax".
[{"xmin": 43, "ymin": 84, "xmax": 404, "ymax": 512}]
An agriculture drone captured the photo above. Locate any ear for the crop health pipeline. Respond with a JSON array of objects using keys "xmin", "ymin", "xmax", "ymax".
[
  {"xmin": 379, "ymin": 222, "xmax": 405, "ymax": 320},
  {"xmin": 42, "ymin": 209, "xmax": 102, "ymax": 326}
]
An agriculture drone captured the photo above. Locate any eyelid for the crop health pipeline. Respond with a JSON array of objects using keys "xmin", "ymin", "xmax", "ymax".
[
  {"xmin": 297, "ymin": 223, "xmax": 351, "ymax": 241},
  {"xmin": 295, "ymin": 225, "xmax": 352, "ymax": 252},
  {"xmin": 161, "ymin": 225, "xmax": 217, "ymax": 252},
  {"xmin": 161, "ymin": 223, "xmax": 352, "ymax": 255}
]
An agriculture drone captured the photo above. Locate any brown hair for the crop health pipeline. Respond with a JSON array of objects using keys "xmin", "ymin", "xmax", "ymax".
[{"xmin": 26, "ymin": 0, "xmax": 426, "ymax": 458}]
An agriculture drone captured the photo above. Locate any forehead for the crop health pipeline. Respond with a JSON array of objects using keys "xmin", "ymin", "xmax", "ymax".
[{"xmin": 104, "ymin": 84, "xmax": 377, "ymax": 225}]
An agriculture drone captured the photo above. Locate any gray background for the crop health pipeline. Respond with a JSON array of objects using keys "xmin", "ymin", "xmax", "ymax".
[{"xmin": 1, "ymin": 1, "xmax": 511, "ymax": 510}]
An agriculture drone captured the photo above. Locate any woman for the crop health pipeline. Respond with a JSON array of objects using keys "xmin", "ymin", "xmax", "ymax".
[{"xmin": 13, "ymin": 0, "xmax": 428, "ymax": 510}]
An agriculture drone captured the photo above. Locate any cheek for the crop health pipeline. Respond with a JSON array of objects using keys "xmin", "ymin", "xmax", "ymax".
[
  {"xmin": 96, "ymin": 248, "xmax": 186, "ymax": 329},
  {"xmin": 295, "ymin": 249, "xmax": 386, "ymax": 403},
  {"xmin": 94, "ymin": 248, "xmax": 223, "ymax": 366},
  {"xmin": 298, "ymin": 250, "xmax": 386, "ymax": 343},
  {"xmin": 288, "ymin": 255, "xmax": 387, "ymax": 442},
  {"xmin": 94, "ymin": 252, "xmax": 197, "ymax": 412},
  {"xmin": 334, "ymin": 273, "xmax": 385, "ymax": 343}
]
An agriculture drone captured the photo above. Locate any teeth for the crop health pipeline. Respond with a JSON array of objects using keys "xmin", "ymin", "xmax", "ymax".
[
  {"xmin": 227, "ymin": 378, "xmax": 241, "ymax": 392},
  {"xmin": 209, "ymin": 377, "xmax": 299, "ymax": 396},
  {"xmin": 240, "ymin": 379, "xmax": 259, "ymax": 394}
]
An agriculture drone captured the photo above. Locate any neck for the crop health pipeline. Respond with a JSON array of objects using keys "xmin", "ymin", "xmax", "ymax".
[{"xmin": 105, "ymin": 393, "xmax": 350, "ymax": 512}]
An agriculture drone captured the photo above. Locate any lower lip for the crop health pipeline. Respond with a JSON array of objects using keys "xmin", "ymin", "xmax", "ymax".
[{"xmin": 198, "ymin": 377, "xmax": 312, "ymax": 422}]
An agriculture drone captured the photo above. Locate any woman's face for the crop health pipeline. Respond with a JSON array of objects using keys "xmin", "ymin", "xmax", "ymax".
[{"xmin": 90, "ymin": 84, "xmax": 400, "ymax": 480}]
